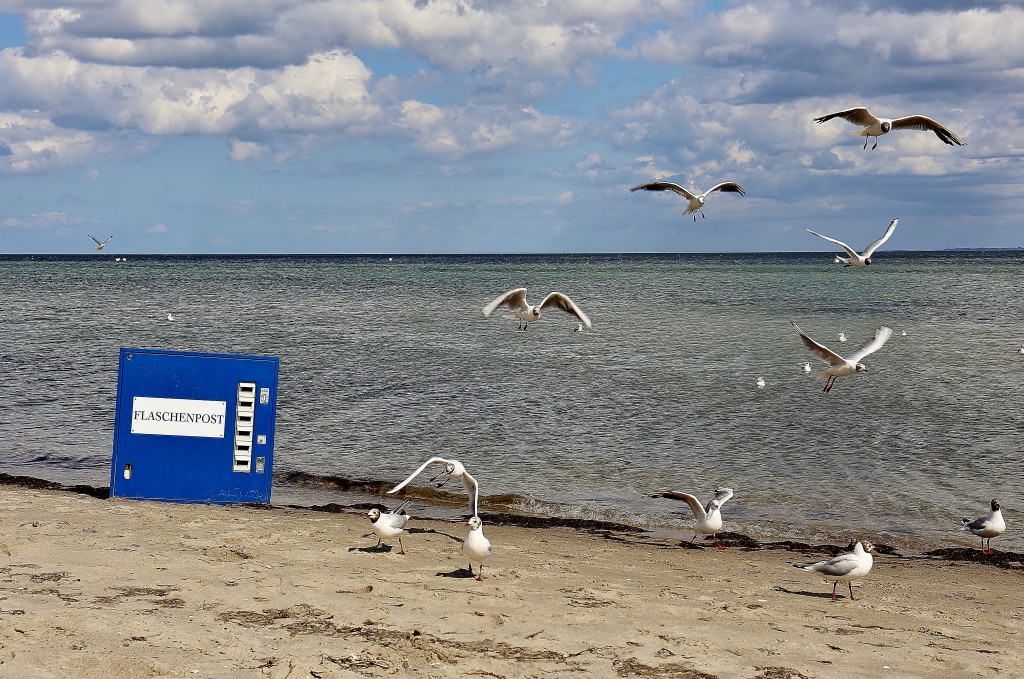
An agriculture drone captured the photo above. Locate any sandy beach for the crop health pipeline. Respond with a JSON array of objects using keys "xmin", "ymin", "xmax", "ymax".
[{"xmin": 1, "ymin": 482, "xmax": 1021, "ymax": 679}]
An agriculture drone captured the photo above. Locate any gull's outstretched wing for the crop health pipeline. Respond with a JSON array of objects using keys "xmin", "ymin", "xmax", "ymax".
[
  {"xmin": 792, "ymin": 321, "xmax": 846, "ymax": 366},
  {"xmin": 483, "ymin": 288, "xmax": 528, "ymax": 317},
  {"xmin": 704, "ymin": 182, "xmax": 745, "ymax": 198},
  {"xmin": 805, "ymin": 229, "xmax": 859, "ymax": 259},
  {"xmin": 861, "ymin": 218, "xmax": 898, "ymax": 258},
  {"xmin": 890, "ymin": 115, "xmax": 965, "ymax": 146},
  {"xmin": 711, "ymin": 487, "xmax": 734, "ymax": 508},
  {"xmin": 847, "ymin": 326, "xmax": 893, "ymax": 363},
  {"xmin": 87, "ymin": 233, "xmax": 103, "ymax": 246},
  {"xmin": 387, "ymin": 456, "xmax": 452, "ymax": 495},
  {"xmin": 651, "ymin": 490, "xmax": 707, "ymax": 521},
  {"xmin": 629, "ymin": 182, "xmax": 698, "ymax": 201},
  {"xmin": 540, "ymin": 292, "xmax": 592, "ymax": 328},
  {"xmin": 813, "ymin": 107, "xmax": 879, "ymax": 128},
  {"xmin": 461, "ymin": 470, "xmax": 479, "ymax": 518}
]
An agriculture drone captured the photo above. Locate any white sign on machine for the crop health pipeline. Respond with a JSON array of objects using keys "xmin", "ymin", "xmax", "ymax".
[{"xmin": 131, "ymin": 396, "xmax": 227, "ymax": 438}]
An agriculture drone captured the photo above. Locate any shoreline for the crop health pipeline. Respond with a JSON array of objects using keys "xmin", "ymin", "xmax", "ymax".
[
  {"xmin": 2, "ymin": 471, "xmax": 1021, "ymax": 569},
  {"xmin": 1, "ymin": 482, "xmax": 1022, "ymax": 678}
]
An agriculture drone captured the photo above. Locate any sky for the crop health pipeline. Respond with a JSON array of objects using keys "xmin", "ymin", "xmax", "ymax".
[{"xmin": 1, "ymin": 0, "xmax": 1023, "ymax": 254}]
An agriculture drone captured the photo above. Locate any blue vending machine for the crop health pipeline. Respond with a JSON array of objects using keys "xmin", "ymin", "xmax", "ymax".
[{"xmin": 110, "ymin": 348, "xmax": 280, "ymax": 504}]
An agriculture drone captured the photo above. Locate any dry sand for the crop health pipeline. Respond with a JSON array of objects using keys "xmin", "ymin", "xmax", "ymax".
[{"xmin": 0, "ymin": 483, "xmax": 1021, "ymax": 679}]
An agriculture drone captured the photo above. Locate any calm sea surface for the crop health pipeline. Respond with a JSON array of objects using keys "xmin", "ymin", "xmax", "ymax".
[{"xmin": 1, "ymin": 252, "xmax": 1021, "ymax": 551}]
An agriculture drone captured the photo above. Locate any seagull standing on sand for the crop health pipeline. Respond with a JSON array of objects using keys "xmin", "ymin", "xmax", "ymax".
[
  {"xmin": 87, "ymin": 233, "xmax": 114, "ymax": 251},
  {"xmin": 651, "ymin": 488, "xmax": 734, "ymax": 549},
  {"xmin": 813, "ymin": 107, "xmax": 965, "ymax": 150},
  {"xmin": 806, "ymin": 219, "xmax": 899, "ymax": 268},
  {"xmin": 794, "ymin": 541, "xmax": 876, "ymax": 601},
  {"xmin": 483, "ymin": 288, "xmax": 591, "ymax": 331},
  {"xmin": 366, "ymin": 502, "xmax": 411, "ymax": 554},
  {"xmin": 792, "ymin": 322, "xmax": 893, "ymax": 393},
  {"xmin": 961, "ymin": 499, "xmax": 1005, "ymax": 555},
  {"xmin": 462, "ymin": 516, "xmax": 493, "ymax": 580},
  {"xmin": 629, "ymin": 181, "xmax": 746, "ymax": 221},
  {"xmin": 388, "ymin": 456, "xmax": 479, "ymax": 517}
]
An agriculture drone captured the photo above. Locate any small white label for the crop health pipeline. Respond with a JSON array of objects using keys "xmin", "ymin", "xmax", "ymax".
[
  {"xmin": 131, "ymin": 396, "xmax": 227, "ymax": 438},
  {"xmin": 257, "ymin": 434, "xmax": 267, "ymax": 445},
  {"xmin": 260, "ymin": 387, "xmax": 270, "ymax": 404}
]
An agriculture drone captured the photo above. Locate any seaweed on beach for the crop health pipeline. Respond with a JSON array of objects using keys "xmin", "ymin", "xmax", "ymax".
[
  {"xmin": 921, "ymin": 547, "xmax": 1024, "ymax": 570},
  {"xmin": 0, "ymin": 473, "xmax": 108, "ymax": 499}
]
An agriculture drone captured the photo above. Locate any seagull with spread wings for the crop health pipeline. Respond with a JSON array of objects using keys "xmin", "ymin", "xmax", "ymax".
[
  {"xmin": 387, "ymin": 456, "xmax": 479, "ymax": 517},
  {"xmin": 483, "ymin": 288, "xmax": 591, "ymax": 331},
  {"xmin": 792, "ymin": 322, "xmax": 893, "ymax": 393},
  {"xmin": 813, "ymin": 107, "xmax": 965, "ymax": 150},
  {"xmin": 629, "ymin": 181, "xmax": 746, "ymax": 221},
  {"xmin": 806, "ymin": 218, "xmax": 898, "ymax": 267},
  {"xmin": 651, "ymin": 487, "xmax": 734, "ymax": 549},
  {"xmin": 87, "ymin": 233, "xmax": 114, "ymax": 251}
]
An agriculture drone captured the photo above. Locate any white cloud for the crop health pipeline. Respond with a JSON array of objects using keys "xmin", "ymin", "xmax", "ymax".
[{"xmin": 146, "ymin": 223, "xmax": 168, "ymax": 234}]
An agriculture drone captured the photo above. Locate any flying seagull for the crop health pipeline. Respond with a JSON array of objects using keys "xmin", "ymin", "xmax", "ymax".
[
  {"xmin": 629, "ymin": 181, "xmax": 745, "ymax": 221},
  {"xmin": 651, "ymin": 487, "xmax": 734, "ymax": 549},
  {"xmin": 87, "ymin": 233, "xmax": 114, "ymax": 251},
  {"xmin": 806, "ymin": 219, "xmax": 899, "ymax": 268},
  {"xmin": 961, "ymin": 499, "xmax": 1005, "ymax": 555},
  {"xmin": 794, "ymin": 541, "xmax": 876, "ymax": 601},
  {"xmin": 387, "ymin": 456, "xmax": 479, "ymax": 517},
  {"xmin": 792, "ymin": 322, "xmax": 893, "ymax": 393},
  {"xmin": 813, "ymin": 107, "xmax": 965, "ymax": 150},
  {"xmin": 483, "ymin": 288, "xmax": 591, "ymax": 331}
]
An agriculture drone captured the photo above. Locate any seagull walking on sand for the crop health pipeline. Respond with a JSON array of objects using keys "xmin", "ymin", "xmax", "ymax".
[
  {"xmin": 806, "ymin": 218, "xmax": 898, "ymax": 268},
  {"xmin": 388, "ymin": 457, "xmax": 479, "ymax": 517},
  {"xmin": 366, "ymin": 501, "xmax": 411, "ymax": 554},
  {"xmin": 961, "ymin": 499, "xmax": 1005, "ymax": 555},
  {"xmin": 651, "ymin": 487, "xmax": 734, "ymax": 549},
  {"xmin": 483, "ymin": 288, "xmax": 591, "ymax": 331},
  {"xmin": 462, "ymin": 516, "xmax": 493, "ymax": 580},
  {"xmin": 629, "ymin": 181, "xmax": 746, "ymax": 221},
  {"xmin": 814, "ymin": 107, "xmax": 965, "ymax": 150},
  {"xmin": 87, "ymin": 233, "xmax": 113, "ymax": 251},
  {"xmin": 794, "ymin": 541, "xmax": 876, "ymax": 601},
  {"xmin": 792, "ymin": 322, "xmax": 893, "ymax": 393}
]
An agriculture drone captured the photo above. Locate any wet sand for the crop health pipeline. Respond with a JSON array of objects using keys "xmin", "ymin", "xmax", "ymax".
[{"xmin": 0, "ymin": 482, "xmax": 1021, "ymax": 678}]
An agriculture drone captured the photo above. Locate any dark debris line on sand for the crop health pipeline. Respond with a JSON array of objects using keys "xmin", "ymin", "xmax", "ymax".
[{"xmin": 3, "ymin": 475, "xmax": 1021, "ymax": 568}]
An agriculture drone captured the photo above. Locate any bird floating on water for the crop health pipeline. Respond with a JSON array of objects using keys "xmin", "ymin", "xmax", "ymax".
[
  {"xmin": 802, "ymin": 362, "xmax": 812, "ymax": 373},
  {"xmin": 87, "ymin": 233, "xmax": 113, "ymax": 251},
  {"xmin": 651, "ymin": 487, "xmax": 734, "ymax": 549},
  {"xmin": 806, "ymin": 218, "xmax": 898, "ymax": 268},
  {"xmin": 794, "ymin": 541, "xmax": 876, "ymax": 601},
  {"xmin": 838, "ymin": 332, "xmax": 847, "ymax": 343},
  {"xmin": 813, "ymin": 107, "xmax": 965, "ymax": 150},
  {"xmin": 483, "ymin": 288, "xmax": 591, "ymax": 331},
  {"xmin": 629, "ymin": 181, "xmax": 745, "ymax": 221},
  {"xmin": 755, "ymin": 377, "xmax": 766, "ymax": 389},
  {"xmin": 462, "ymin": 516, "xmax": 492, "ymax": 581},
  {"xmin": 166, "ymin": 313, "xmax": 175, "ymax": 321},
  {"xmin": 388, "ymin": 456, "xmax": 479, "ymax": 517},
  {"xmin": 792, "ymin": 322, "xmax": 893, "ymax": 393},
  {"xmin": 961, "ymin": 499, "xmax": 1005, "ymax": 555}
]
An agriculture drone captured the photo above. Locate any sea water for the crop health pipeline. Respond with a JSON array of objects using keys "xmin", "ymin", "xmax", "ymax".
[{"xmin": 1, "ymin": 252, "xmax": 1021, "ymax": 550}]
